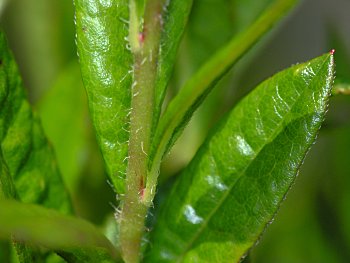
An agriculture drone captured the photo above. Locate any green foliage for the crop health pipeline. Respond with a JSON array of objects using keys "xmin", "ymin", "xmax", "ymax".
[
  {"xmin": 0, "ymin": 31, "xmax": 71, "ymax": 212},
  {"xmin": 0, "ymin": 199, "xmax": 121, "ymax": 262},
  {"xmin": 145, "ymin": 53, "xmax": 335, "ymax": 262},
  {"xmin": 74, "ymin": 0, "xmax": 132, "ymax": 194},
  {"xmin": 1, "ymin": 0, "xmax": 348, "ymax": 263}
]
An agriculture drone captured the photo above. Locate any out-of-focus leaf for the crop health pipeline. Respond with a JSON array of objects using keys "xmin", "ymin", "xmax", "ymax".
[
  {"xmin": 0, "ymin": 199, "xmax": 121, "ymax": 263},
  {"xmin": 37, "ymin": 61, "xmax": 87, "ymax": 193},
  {"xmin": 332, "ymin": 82, "xmax": 350, "ymax": 95},
  {"xmin": 327, "ymin": 31, "xmax": 350, "ymax": 96},
  {"xmin": 0, "ymin": 31, "xmax": 71, "ymax": 212},
  {"xmin": 0, "ymin": 240, "xmax": 10, "ymax": 263},
  {"xmin": 74, "ymin": 0, "xmax": 132, "ymax": 194},
  {"xmin": 149, "ymin": 0, "xmax": 298, "ymax": 179},
  {"xmin": 145, "ymin": 53, "xmax": 335, "ymax": 262},
  {"xmin": 2, "ymin": 0, "xmax": 76, "ymax": 100},
  {"xmin": 183, "ymin": 0, "xmax": 274, "ymax": 73}
]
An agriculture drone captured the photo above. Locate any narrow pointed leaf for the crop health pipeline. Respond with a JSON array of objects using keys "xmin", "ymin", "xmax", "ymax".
[
  {"xmin": 0, "ymin": 31, "xmax": 71, "ymax": 213},
  {"xmin": 149, "ymin": 0, "xmax": 298, "ymax": 173},
  {"xmin": 146, "ymin": 53, "xmax": 335, "ymax": 262},
  {"xmin": 152, "ymin": 0, "xmax": 194, "ymax": 131},
  {"xmin": 0, "ymin": 199, "xmax": 122, "ymax": 263},
  {"xmin": 74, "ymin": 0, "xmax": 132, "ymax": 193}
]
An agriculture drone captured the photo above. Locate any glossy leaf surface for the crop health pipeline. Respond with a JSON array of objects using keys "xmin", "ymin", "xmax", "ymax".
[
  {"xmin": 74, "ymin": 0, "xmax": 132, "ymax": 193},
  {"xmin": 0, "ymin": 31, "xmax": 71, "ymax": 213},
  {"xmin": 149, "ymin": 0, "xmax": 297, "ymax": 173},
  {"xmin": 146, "ymin": 53, "xmax": 335, "ymax": 262},
  {"xmin": 0, "ymin": 199, "xmax": 121, "ymax": 263}
]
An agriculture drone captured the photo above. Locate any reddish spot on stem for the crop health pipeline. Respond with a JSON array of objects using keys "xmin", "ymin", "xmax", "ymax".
[
  {"xmin": 139, "ymin": 177, "xmax": 145, "ymax": 199},
  {"xmin": 140, "ymin": 188, "xmax": 145, "ymax": 199},
  {"xmin": 330, "ymin": 49, "xmax": 336, "ymax": 55},
  {"xmin": 138, "ymin": 33, "xmax": 145, "ymax": 44}
]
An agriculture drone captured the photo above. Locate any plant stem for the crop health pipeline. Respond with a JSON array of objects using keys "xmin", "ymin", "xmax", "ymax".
[{"xmin": 120, "ymin": 1, "xmax": 165, "ymax": 262}]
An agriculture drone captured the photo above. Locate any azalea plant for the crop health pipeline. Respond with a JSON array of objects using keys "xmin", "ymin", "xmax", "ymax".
[{"xmin": 0, "ymin": 0, "xmax": 349, "ymax": 262}]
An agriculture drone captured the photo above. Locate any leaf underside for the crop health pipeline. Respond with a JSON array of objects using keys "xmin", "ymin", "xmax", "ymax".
[{"xmin": 145, "ymin": 53, "xmax": 335, "ymax": 262}]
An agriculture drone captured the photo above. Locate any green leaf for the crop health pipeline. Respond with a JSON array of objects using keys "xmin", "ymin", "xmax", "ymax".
[
  {"xmin": 0, "ymin": 31, "xmax": 71, "ymax": 213},
  {"xmin": 152, "ymin": 0, "xmax": 194, "ymax": 132},
  {"xmin": 0, "ymin": 240, "xmax": 10, "ymax": 263},
  {"xmin": 159, "ymin": 0, "xmax": 280, "ymax": 181},
  {"xmin": 0, "ymin": 151, "xmax": 15, "ymax": 200},
  {"xmin": 145, "ymin": 53, "xmax": 335, "ymax": 262},
  {"xmin": 74, "ymin": 0, "xmax": 132, "ymax": 194},
  {"xmin": 37, "ymin": 61, "xmax": 88, "ymax": 194},
  {"xmin": 146, "ymin": 0, "xmax": 298, "ymax": 200},
  {"xmin": 0, "ymin": 199, "xmax": 121, "ymax": 263}
]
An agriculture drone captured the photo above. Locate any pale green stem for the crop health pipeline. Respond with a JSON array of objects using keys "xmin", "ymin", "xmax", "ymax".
[
  {"xmin": 129, "ymin": 0, "xmax": 141, "ymax": 53},
  {"xmin": 119, "ymin": 0, "xmax": 165, "ymax": 262}
]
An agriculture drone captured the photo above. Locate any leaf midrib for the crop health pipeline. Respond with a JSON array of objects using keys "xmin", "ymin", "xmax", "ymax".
[{"xmin": 175, "ymin": 56, "xmax": 330, "ymax": 262}]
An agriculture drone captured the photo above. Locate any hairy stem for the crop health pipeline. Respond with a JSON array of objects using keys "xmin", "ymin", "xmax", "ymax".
[{"xmin": 120, "ymin": 1, "xmax": 165, "ymax": 262}]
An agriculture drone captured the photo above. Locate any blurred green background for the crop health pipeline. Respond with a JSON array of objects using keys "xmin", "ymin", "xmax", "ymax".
[{"xmin": 1, "ymin": 0, "xmax": 350, "ymax": 262}]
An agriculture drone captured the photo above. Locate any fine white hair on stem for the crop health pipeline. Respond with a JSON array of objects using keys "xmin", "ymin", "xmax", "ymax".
[
  {"xmin": 106, "ymin": 180, "xmax": 117, "ymax": 193},
  {"xmin": 141, "ymin": 57, "xmax": 147, "ymax": 65},
  {"xmin": 141, "ymin": 141, "xmax": 148, "ymax": 156},
  {"xmin": 119, "ymin": 17, "xmax": 129, "ymax": 24},
  {"xmin": 109, "ymin": 201, "xmax": 118, "ymax": 211}
]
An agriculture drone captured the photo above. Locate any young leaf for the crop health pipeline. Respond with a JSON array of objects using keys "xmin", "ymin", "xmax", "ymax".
[
  {"xmin": 0, "ymin": 199, "xmax": 122, "ymax": 263},
  {"xmin": 74, "ymin": 0, "xmax": 132, "ymax": 194},
  {"xmin": 0, "ymin": 31, "xmax": 71, "ymax": 213},
  {"xmin": 146, "ymin": 0, "xmax": 298, "ymax": 202},
  {"xmin": 145, "ymin": 53, "xmax": 335, "ymax": 262}
]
